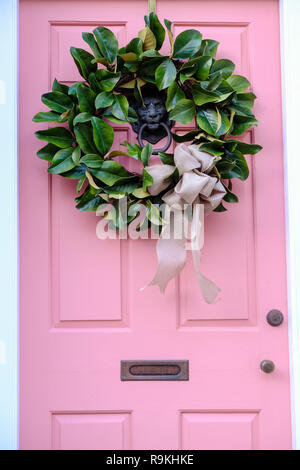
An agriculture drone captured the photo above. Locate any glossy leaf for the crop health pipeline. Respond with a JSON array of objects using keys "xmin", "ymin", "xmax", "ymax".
[
  {"xmin": 41, "ymin": 91, "xmax": 73, "ymax": 113},
  {"xmin": 173, "ymin": 29, "xmax": 202, "ymax": 59},
  {"xmin": 231, "ymin": 116, "xmax": 258, "ymax": 135},
  {"xmin": 76, "ymin": 83, "xmax": 96, "ymax": 114},
  {"xmin": 91, "ymin": 117, "xmax": 114, "ymax": 156},
  {"xmin": 199, "ymin": 39, "xmax": 219, "ymax": 58},
  {"xmin": 225, "ymin": 140, "xmax": 262, "ymax": 155},
  {"xmin": 96, "ymin": 70, "xmax": 121, "ymax": 92},
  {"xmin": 70, "ymin": 47, "xmax": 97, "ymax": 80},
  {"xmin": 155, "ymin": 59, "xmax": 177, "ymax": 90},
  {"xmin": 93, "ymin": 27, "xmax": 119, "ymax": 63},
  {"xmin": 148, "ymin": 12, "xmax": 165, "ymax": 50},
  {"xmin": 73, "ymin": 113, "xmax": 93, "ymax": 126},
  {"xmin": 210, "ymin": 59, "xmax": 235, "ymax": 79},
  {"xmin": 72, "ymin": 146, "xmax": 81, "ymax": 165},
  {"xmin": 227, "ymin": 75, "xmax": 250, "ymax": 92},
  {"xmin": 48, "ymin": 147, "xmax": 76, "ymax": 174},
  {"xmin": 141, "ymin": 143, "xmax": 153, "ymax": 166},
  {"xmin": 80, "ymin": 154, "xmax": 103, "ymax": 168},
  {"xmin": 222, "ymin": 150, "xmax": 249, "ymax": 180},
  {"xmin": 199, "ymin": 141, "xmax": 224, "ymax": 156},
  {"xmin": 196, "ymin": 108, "xmax": 230, "ymax": 137},
  {"xmin": 90, "ymin": 161, "xmax": 129, "ymax": 186},
  {"xmin": 82, "ymin": 32, "xmax": 102, "ymax": 59},
  {"xmin": 192, "ymin": 84, "xmax": 219, "ymax": 106},
  {"xmin": 95, "ymin": 91, "xmax": 114, "ymax": 109},
  {"xmin": 52, "ymin": 79, "xmax": 69, "ymax": 95},
  {"xmin": 164, "ymin": 19, "xmax": 174, "ymax": 55},
  {"xmin": 32, "ymin": 111, "xmax": 65, "ymax": 123},
  {"xmin": 74, "ymin": 123, "xmax": 98, "ymax": 154},
  {"xmin": 166, "ymin": 82, "xmax": 185, "ymax": 111},
  {"xmin": 172, "ymin": 129, "xmax": 200, "ymax": 143},
  {"xmin": 169, "ymin": 99, "xmax": 195, "ymax": 124},
  {"xmin": 138, "ymin": 26, "xmax": 157, "ymax": 51},
  {"xmin": 111, "ymin": 95, "xmax": 129, "ymax": 121},
  {"xmin": 35, "ymin": 127, "xmax": 74, "ymax": 148},
  {"xmin": 146, "ymin": 200, "xmax": 164, "ymax": 225},
  {"xmin": 126, "ymin": 37, "xmax": 143, "ymax": 56},
  {"xmin": 37, "ymin": 143, "xmax": 59, "ymax": 161}
]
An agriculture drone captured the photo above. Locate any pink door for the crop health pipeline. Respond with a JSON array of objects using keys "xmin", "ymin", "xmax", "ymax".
[{"xmin": 20, "ymin": 0, "xmax": 292, "ymax": 450}]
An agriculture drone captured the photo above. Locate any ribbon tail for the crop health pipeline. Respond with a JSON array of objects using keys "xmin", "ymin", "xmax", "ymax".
[
  {"xmin": 143, "ymin": 213, "xmax": 187, "ymax": 293},
  {"xmin": 192, "ymin": 249, "xmax": 220, "ymax": 304}
]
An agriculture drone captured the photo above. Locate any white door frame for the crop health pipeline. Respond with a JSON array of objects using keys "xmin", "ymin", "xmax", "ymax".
[{"xmin": 0, "ymin": 0, "xmax": 299, "ymax": 450}]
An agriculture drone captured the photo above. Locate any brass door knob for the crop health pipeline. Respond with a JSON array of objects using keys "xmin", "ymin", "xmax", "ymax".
[{"xmin": 260, "ymin": 360, "xmax": 275, "ymax": 373}]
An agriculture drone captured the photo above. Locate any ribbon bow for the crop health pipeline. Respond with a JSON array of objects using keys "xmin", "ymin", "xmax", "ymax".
[{"xmin": 144, "ymin": 143, "xmax": 226, "ymax": 303}]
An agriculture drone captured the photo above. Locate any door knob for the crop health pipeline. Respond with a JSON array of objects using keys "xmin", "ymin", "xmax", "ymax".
[
  {"xmin": 260, "ymin": 360, "xmax": 275, "ymax": 373},
  {"xmin": 266, "ymin": 309, "xmax": 284, "ymax": 326}
]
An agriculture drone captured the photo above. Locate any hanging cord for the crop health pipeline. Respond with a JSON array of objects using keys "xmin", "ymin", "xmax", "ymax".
[{"xmin": 148, "ymin": 0, "xmax": 156, "ymax": 14}]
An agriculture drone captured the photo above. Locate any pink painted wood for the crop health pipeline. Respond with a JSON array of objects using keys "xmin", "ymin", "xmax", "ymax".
[{"xmin": 19, "ymin": 0, "xmax": 292, "ymax": 450}]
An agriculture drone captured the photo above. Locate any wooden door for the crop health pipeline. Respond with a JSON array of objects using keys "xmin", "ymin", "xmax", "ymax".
[{"xmin": 19, "ymin": 0, "xmax": 292, "ymax": 449}]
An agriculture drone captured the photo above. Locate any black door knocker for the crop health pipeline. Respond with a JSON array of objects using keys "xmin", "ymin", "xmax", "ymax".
[{"xmin": 129, "ymin": 85, "xmax": 174, "ymax": 155}]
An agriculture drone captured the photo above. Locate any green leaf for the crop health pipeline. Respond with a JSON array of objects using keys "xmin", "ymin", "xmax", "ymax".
[
  {"xmin": 90, "ymin": 161, "xmax": 129, "ymax": 186},
  {"xmin": 95, "ymin": 70, "xmax": 121, "ymax": 92},
  {"xmin": 73, "ymin": 113, "xmax": 93, "ymax": 126},
  {"xmin": 231, "ymin": 116, "xmax": 258, "ymax": 135},
  {"xmin": 103, "ymin": 179, "xmax": 139, "ymax": 195},
  {"xmin": 222, "ymin": 183, "xmax": 239, "ymax": 203},
  {"xmin": 196, "ymin": 108, "xmax": 230, "ymax": 137},
  {"xmin": 76, "ymin": 176, "xmax": 86, "ymax": 193},
  {"xmin": 225, "ymin": 140, "xmax": 262, "ymax": 155},
  {"xmin": 146, "ymin": 200, "xmax": 163, "ymax": 225},
  {"xmin": 228, "ymin": 104, "xmax": 254, "ymax": 118},
  {"xmin": 222, "ymin": 150, "xmax": 249, "ymax": 180},
  {"xmin": 199, "ymin": 39, "xmax": 219, "ymax": 58},
  {"xmin": 82, "ymin": 32, "xmax": 102, "ymax": 59},
  {"xmin": 227, "ymin": 75, "xmax": 250, "ymax": 92},
  {"xmin": 88, "ymin": 72, "xmax": 103, "ymax": 94},
  {"xmin": 158, "ymin": 152, "xmax": 175, "ymax": 165},
  {"xmin": 41, "ymin": 91, "xmax": 73, "ymax": 113},
  {"xmin": 166, "ymin": 82, "xmax": 185, "ymax": 111},
  {"xmin": 169, "ymin": 99, "xmax": 195, "ymax": 124},
  {"xmin": 210, "ymin": 59, "xmax": 235, "ymax": 79},
  {"xmin": 72, "ymin": 146, "xmax": 81, "ymax": 165},
  {"xmin": 93, "ymin": 26, "xmax": 119, "ymax": 63},
  {"xmin": 213, "ymin": 202, "xmax": 227, "ymax": 212},
  {"xmin": 173, "ymin": 29, "xmax": 202, "ymax": 59},
  {"xmin": 74, "ymin": 123, "xmax": 98, "ymax": 154},
  {"xmin": 143, "ymin": 168, "xmax": 154, "ymax": 191},
  {"xmin": 206, "ymin": 73, "xmax": 223, "ymax": 91},
  {"xmin": 32, "ymin": 111, "xmax": 65, "ymax": 123},
  {"xmin": 155, "ymin": 59, "xmax": 177, "ymax": 90},
  {"xmin": 111, "ymin": 95, "xmax": 129, "ymax": 121},
  {"xmin": 37, "ymin": 143, "xmax": 59, "ymax": 161},
  {"xmin": 52, "ymin": 79, "xmax": 69, "ymax": 95},
  {"xmin": 233, "ymin": 92, "xmax": 256, "ymax": 110},
  {"xmin": 95, "ymin": 91, "xmax": 114, "ymax": 109},
  {"xmin": 76, "ymin": 83, "xmax": 96, "ymax": 114},
  {"xmin": 148, "ymin": 12, "xmax": 165, "ymax": 50},
  {"xmin": 164, "ymin": 19, "xmax": 174, "ymax": 55},
  {"xmin": 199, "ymin": 141, "xmax": 224, "ymax": 156},
  {"xmin": 48, "ymin": 147, "xmax": 76, "ymax": 174},
  {"xmin": 76, "ymin": 186, "xmax": 105, "ymax": 211},
  {"xmin": 172, "ymin": 129, "xmax": 200, "ymax": 143},
  {"xmin": 141, "ymin": 143, "xmax": 153, "ymax": 166},
  {"xmin": 121, "ymin": 141, "xmax": 142, "ymax": 160},
  {"xmin": 68, "ymin": 81, "xmax": 83, "ymax": 98},
  {"xmin": 126, "ymin": 37, "xmax": 143, "ymax": 56},
  {"xmin": 62, "ymin": 165, "xmax": 87, "ymax": 179},
  {"xmin": 91, "ymin": 117, "xmax": 114, "ymax": 156},
  {"xmin": 35, "ymin": 127, "xmax": 74, "ymax": 148},
  {"xmin": 70, "ymin": 47, "xmax": 97, "ymax": 80},
  {"xmin": 80, "ymin": 154, "xmax": 103, "ymax": 168},
  {"xmin": 191, "ymin": 84, "xmax": 219, "ymax": 106},
  {"xmin": 138, "ymin": 26, "xmax": 157, "ymax": 51},
  {"xmin": 195, "ymin": 56, "xmax": 213, "ymax": 80}
]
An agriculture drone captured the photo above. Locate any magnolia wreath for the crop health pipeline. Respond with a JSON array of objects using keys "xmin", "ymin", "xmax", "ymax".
[{"xmin": 33, "ymin": 13, "xmax": 262, "ymax": 303}]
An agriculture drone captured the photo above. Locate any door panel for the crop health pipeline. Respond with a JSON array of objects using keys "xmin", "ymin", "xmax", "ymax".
[{"xmin": 20, "ymin": 0, "xmax": 292, "ymax": 449}]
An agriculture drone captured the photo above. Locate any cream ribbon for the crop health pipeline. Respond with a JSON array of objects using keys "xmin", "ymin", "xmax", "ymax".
[{"xmin": 144, "ymin": 143, "xmax": 226, "ymax": 303}]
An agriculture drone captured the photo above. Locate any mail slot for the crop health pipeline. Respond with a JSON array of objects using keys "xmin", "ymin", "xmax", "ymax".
[{"xmin": 121, "ymin": 360, "xmax": 189, "ymax": 381}]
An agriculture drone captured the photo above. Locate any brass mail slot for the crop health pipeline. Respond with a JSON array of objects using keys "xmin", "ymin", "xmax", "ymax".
[{"xmin": 121, "ymin": 360, "xmax": 189, "ymax": 381}]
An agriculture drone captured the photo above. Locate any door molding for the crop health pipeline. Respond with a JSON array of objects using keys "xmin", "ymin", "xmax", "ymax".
[
  {"xmin": 0, "ymin": 0, "xmax": 299, "ymax": 450},
  {"xmin": 0, "ymin": 0, "xmax": 19, "ymax": 450},
  {"xmin": 280, "ymin": 0, "xmax": 300, "ymax": 450}
]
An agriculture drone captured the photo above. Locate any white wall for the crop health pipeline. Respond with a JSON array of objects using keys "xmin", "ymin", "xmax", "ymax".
[{"xmin": 0, "ymin": 0, "xmax": 19, "ymax": 450}]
